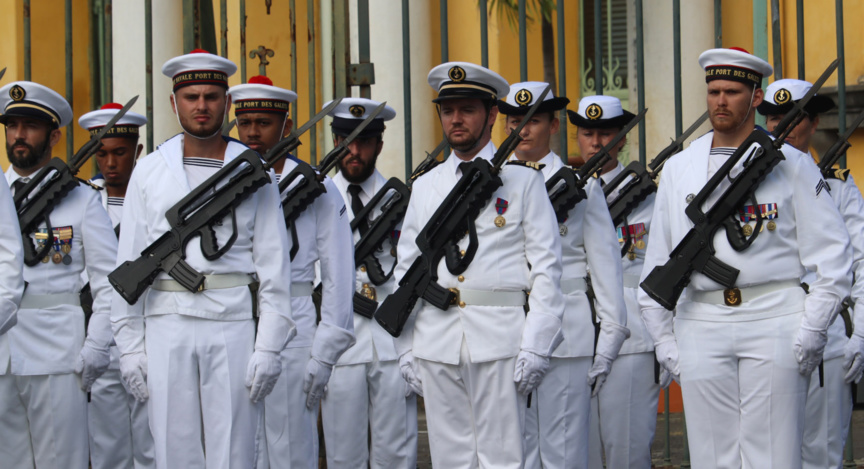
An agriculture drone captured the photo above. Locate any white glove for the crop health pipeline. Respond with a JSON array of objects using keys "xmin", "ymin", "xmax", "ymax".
[
  {"xmin": 119, "ymin": 351, "xmax": 149, "ymax": 402},
  {"xmin": 513, "ymin": 350, "xmax": 550, "ymax": 395},
  {"xmin": 794, "ymin": 326, "xmax": 828, "ymax": 376},
  {"xmin": 74, "ymin": 341, "xmax": 111, "ymax": 392},
  {"xmin": 843, "ymin": 333, "xmax": 864, "ymax": 384},
  {"xmin": 587, "ymin": 322, "xmax": 630, "ymax": 396},
  {"xmin": 245, "ymin": 350, "xmax": 282, "ymax": 403},
  {"xmin": 399, "ymin": 352, "xmax": 423, "ymax": 397},
  {"xmin": 587, "ymin": 354, "xmax": 612, "ymax": 397},
  {"xmin": 654, "ymin": 339, "xmax": 680, "ymax": 389},
  {"xmin": 302, "ymin": 357, "xmax": 333, "ymax": 409}
]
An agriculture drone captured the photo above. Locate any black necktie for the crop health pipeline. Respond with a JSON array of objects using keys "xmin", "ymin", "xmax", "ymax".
[
  {"xmin": 348, "ymin": 184, "xmax": 368, "ymax": 235},
  {"xmin": 11, "ymin": 178, "xmax": 29, "ymax": 196},
  {"xmin": 458, "ymin": 161, "xmax": 473, "ymax": 177}
]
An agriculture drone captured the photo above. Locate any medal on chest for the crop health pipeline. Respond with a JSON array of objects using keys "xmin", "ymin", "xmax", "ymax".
[
  {"xmin": 737, "ymin": 203, "xmax": 779, "ymax": 235},
  {"xmin": 618, "ymin": 223, "xmax": 647, "ymax": 259},
  {"xmin": 559, "ymin": 217, "xmax": 568, "ymax": 236},
  {"xmin": 494, "ymin": 198, "xmax": 509, "ymax": 228},
  {"xmin": 35, "ymin": 226, "xmax": 74, "ymax": 265}
]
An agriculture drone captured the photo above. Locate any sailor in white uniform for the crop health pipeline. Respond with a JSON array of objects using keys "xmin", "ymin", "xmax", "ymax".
[
  {"xmin": 498, "ymin": 84, "xmax": 628, "ymax": 469},
  {"xmin": 0, "ymin": 80, "xmax": 117, "ymax": 469},
  {"xmin": 112, "ymin": 50, "xmax": 296, "ymax": 468},
  {"xmin": 229, "ymin": 76, "xmax": 355, "ymax": 469},
  {"xmin": 322, "ymin": 97, "xmax": 418, "ymax": 469},
  {"xmin": 395, "ymin": 62, "xmax": 566, "ymax": 469},
  {"xmin": 566, "ymin": 96, "xmax": 662, "ymax": 469},
  {"xmin": 80, "ymin": 103, "xmax": 155, "ymax": 469},
  {"xmin": 638, "ymin": 48, "xmax": 852, "ymax": 469},
  {"xmin": 758, "ymin": 78, "xmax": 864, "ymax": 469}
]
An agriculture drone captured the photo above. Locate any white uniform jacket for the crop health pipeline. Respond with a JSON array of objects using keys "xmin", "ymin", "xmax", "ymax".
[
  {"xmin": 0, "ymin": 175, "xmax": 24, "ymax": 336},
  {"xmin": 802, "ymin": 169, "xmax": 864, "ymax": 360},
  {"xmin": 395, "ymin": 141, "xmax": 565, "ymax": 365},
  {"xmin": 638, "ymin": 131, "xmax": 851, "ymax": 328},
  {"xmin": 278, "ymin": 157, "xmax": 354, "ymax": 365},
  {"xmin": 111, "ymin": 135, "xmax": 294, "ymax": 356},
  {"xmin": 332, "ymin": 169, "xmax": 401, "ymax": 364},
  {"xmin": 601, "ymin": 162, "xmax": 655, "ymax": 354},
  {"xmin": 3, "ymin": 167, "xmax": 117, "ymax": 375},
  {"xmin": 88, "ymin": 176, "xmax": 123, "ymax": 371},
  {"xmin": 537, "ymin": 153, "xmax": 626, "ymax": 358}
]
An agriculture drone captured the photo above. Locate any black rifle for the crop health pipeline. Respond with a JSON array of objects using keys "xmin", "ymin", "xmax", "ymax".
[
  {"xmin": 546, "ymin": 109, "xmax": 647, "ymax": 233},
  {"xmin": 15, "ymin": 96, "xmax": 138, "ymax": 266},
  {"xmin": 374, "ymin": 86, "xmax": 553, "ymax": 337},
  {"xmin": 605, "ymin": 111, "xmax": 709, "ymax": 231},
  {"xmin": 816, "ymin": 107, "xmax": 864, "ymax": 178},
  {"xmin": 109, "ymin": 99, "xmax": 342, "ymax": 305},
  {"xmin": 278, "ymin": 101, "xmax": 388, "ymax": 260},
  {"xmin": 640, "ymin": 59, "xmax": 839, "ymax": 310}
]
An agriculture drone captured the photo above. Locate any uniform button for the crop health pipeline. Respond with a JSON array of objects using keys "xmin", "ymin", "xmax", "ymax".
[
  {"xmin": 459, "ymin": 301, "xmax": 466, "ymax": 308},
  {"xmin": 460, "ymin": 250, "xmax": 466, "ymax": 256},
  {"xmin": 360, "ymin": 266, "xmax": 366, "ymax": 272},
  {"xmin": 458, "ymin": 275, "xmax": 465, "ymax": 282}
]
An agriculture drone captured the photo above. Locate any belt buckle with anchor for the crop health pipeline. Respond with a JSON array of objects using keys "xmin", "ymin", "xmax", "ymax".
[{"xmin": 724, "ymin": 287, "xmax": 742, "ymax": 306}]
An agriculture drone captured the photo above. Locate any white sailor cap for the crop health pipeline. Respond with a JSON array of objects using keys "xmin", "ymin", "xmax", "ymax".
[
  {"xmin": 323, "ymin": 97, "xmax": 396, "ymax": 138},
  {"xmin": 162, "ymin": 49, "xmax": 237, "ymax": 92},
  {"xmin": 567, "ymin": 95, "xmax": 635, "ymax": 129},
  {"xmin": 228, "ymin": 75, "xmax": 298, "ymax": 116},
  {"xmin": 0, "ymin": 81, "xmax": 73, "ymax": 128},
  {"xmin": 698, "ymin": 47, "xmax": 773, "ymax": 88},
  {"xmin": 757, "ymin": 78, "xmax": 834, "ymax": 116},
  {"xmin": 498, "ymin": 81, "xmax": 569, "ymax": 116},
  {"xmin": 78, "ymin": 102, "xmax": 147, "ymax": 139},
  {"xmin": 427, "ymin": 62, "xmax": 509, "ymax": 103}
]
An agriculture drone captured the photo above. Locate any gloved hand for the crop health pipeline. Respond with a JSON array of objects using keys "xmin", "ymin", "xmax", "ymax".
[
  {"xmin": 654, "ymin": 339, "xmax": 680, "ymax": 389},
  {"xmin": 513, "ymin": 350, "xmax": 550, "ymax": 395},
  {"xmin": 794, "ymin": 326, "xmax": 828, "ymax": 377},
  {"xmin": 119, "ymin": 351, "xmax": 149, "ymax": 402},
  {"xmin": 399, "ymin": 352, "xmax": 423, "ymax": 397},
  {"xmin": 843, "ymin": 333, "xmax": 864, "ymax": 384},
  {"xmin": 74, "ymin": 341, "xmax": 111, "ymax": 392},
  {"xmin": 302, "ymin": 357, "xmax": 333, "ymax": 409},
  {"xmin": 245, "ymin": 350, "xmax": 282, "ymax": 403},
  {"xmin": 587, "ymin": 354, "xmax": 612, "ymax": 396},
  {"xmin": 588, "ymin": 322, "xmax": 630, "ymax": 396}
]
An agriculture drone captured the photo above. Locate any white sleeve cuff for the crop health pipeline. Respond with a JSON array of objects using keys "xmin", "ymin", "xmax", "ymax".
[
  {"xmin": 311, "ymin": 321, "xmax": 356, "ymax": 365},
  {"xmin": 520, "ymin": 310, "xmax": 564, "ymax": 357}
]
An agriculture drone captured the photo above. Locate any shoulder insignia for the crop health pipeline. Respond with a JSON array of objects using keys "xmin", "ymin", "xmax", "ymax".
[
  {"xmin": 825, "ymin": 168, "xmax": 850, "ymax": 182},
  {"xmin": 506, "ymin": 160, "xmax": 545, "ymax": 171}
]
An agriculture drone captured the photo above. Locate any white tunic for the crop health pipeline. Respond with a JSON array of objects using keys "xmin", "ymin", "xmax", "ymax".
[
  {"xmin": 395, "ymin": 141, "xmax": 565, "ymax": 365},
  {"xmin": 0, "ymin": 175, "xmax": 24, "ymax": 335}
]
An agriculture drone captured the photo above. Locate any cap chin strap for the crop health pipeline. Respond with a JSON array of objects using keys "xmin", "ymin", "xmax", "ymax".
[
  {"xmin": 734, "ymin": 86, "xmax": 757, "ymax": 132},
  {"xmin": 173, "ymin": 92, "xmax": 230, "ymax": 141}
]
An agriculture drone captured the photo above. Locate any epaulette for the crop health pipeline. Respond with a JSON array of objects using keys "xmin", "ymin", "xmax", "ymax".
[
  {"xmin": 79, "ymin": 178, "xmax": 104, "ymax": 191},
  {"xmin": 824, "ymin": 168, "xmax": 850, "ymax": 182},
  {"xmin": 506, "ymin": 160, "xmax": 545, "ymax": 171}
]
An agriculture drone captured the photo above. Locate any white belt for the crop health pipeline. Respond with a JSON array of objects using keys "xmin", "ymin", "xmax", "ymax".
[
  {"xmin": 450, "ymin": 288, "xmax": 527, "ymax": 307},
  {"xmin": 561, "ymin": 278, "xmax": 588, "ymax": 294},
  {"xmin": 152, "ymin": 273, "xmax": 255, "ymax": 292},
  {"xmin": 291, "ymin": 282, "xmax": 313, "ymax": 297},
  {"xmin": 623, "ymin": 274, "xmax": 640, "ymax": 289},
  {"xmin": 687, "ymin": 279, "xmax": 802, "ymax": 306},
  {"xmin": 20, "ymin": 292, "xmax": 81, "ymax": 309}
]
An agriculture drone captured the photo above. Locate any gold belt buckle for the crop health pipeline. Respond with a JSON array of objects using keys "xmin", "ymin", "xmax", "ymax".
[
  {"xmin": 449, "ymin": 288, "xmax": 465, "ymax": 308},
  {"xmin": 724, "ymin": 287, "xmax": 742, "ymax": 306},
  {"xmin": 361, "ymin": 283, "xmax": 377, "ymax": 301}
]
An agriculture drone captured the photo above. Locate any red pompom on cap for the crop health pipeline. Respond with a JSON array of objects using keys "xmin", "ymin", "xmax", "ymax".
[
  {"xmin": 100, "ymin": 102, "xmax": 123, "ymax": 110},
  {"xmin": 190, "ymin": 48, "xmax": 212, "ymax": 54},
  {"xmin": 248, "ymin": 75, "xmax": 273, "ymax": 86},
  {"xmin": 729, "ymin": 47, "xmax": 750, "ymax": 54}
]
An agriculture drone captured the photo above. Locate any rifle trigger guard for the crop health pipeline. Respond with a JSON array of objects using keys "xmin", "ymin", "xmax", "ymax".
[
  {"xmin": 445, "ymin": 218, "xmax": 478, "ymax": 275},
  {"xmin": 200, "ymin": 208, "xmax": 239, "ymax": 261}
]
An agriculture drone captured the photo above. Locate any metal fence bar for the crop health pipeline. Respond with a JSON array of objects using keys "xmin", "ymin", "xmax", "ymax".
[
  {"xmin": 479, "ymin": 0, "xmax": 488, "ymax": 68},
  {"xmin": 182, "ymin": 0, "xmax": 195, "ymax": 53},
  {"xmin": 593, "ymin": 0, "xmax": 602, "ymax": 94},
  {"xmin": 105, "ymin": 0, "xmax": 113, "ymax": 102},
  {"xmin": 518, "ymin": 0, "xmax": 527, "ymax": 82},
  {"xmin": 402, "ymin": 0, "xmax": 412, "ymax": 180},
  {"xmin": 145, "ymin": 0, "xmax": 153, "ymax": 153},
  {"xmin": 635, "ymin": 0, "xmax": 645, "ymax": 165},
  {"xmin": 240, "ymin": 0, "xmax": 247, "ymax": 82},
  {"xmin": 358, "ymin": 0, "xmax": 371, "ymax": 99},
  {"xmin": 307, "ymin": 0, "xmax": 317, "ymax": 164},
  {"xmin": 753, "ymin": 0, "xmax": 768, "ymax": 127},
  {"xmin": 770, "ymin": 0, "xmax": 782, "ymax": 79},
  {"xmin": 836, "ymin": 0, "xmax": 846, "ymax": 168},
  {"xmin": 24, "ymin": 0, "xmax": 31, "ymax": 80},
  {"xmin": 556, "ymin": 0, "xmax": 567, "ymax": 161},
  {"xmin": 796, "ymin": 0, "xmax": 804, "ymax": 79},
  {"xmin": 440, "ymin": 0, "xmax": 448, "ymax": 62},
  {"xmin": 66, "ymin": 0, "xmax": 73, "ymax": 158},
  {"xmin": 220, "ymin": 0, "xmax": 228, "ymax": 57},
  {"xmin": 333, "ymin": 0, "xmax": 348, "ymax": 99},
  {"xmin": 97, "ymin": 0, "xmax": 106, "ymax": 104},
  {"xmin": 714, "ymin": 0, "xmax": 722, "ymax": 48},
  {"xmin": 290, "ymin": 0, "xmax": 298, "ymax": 122}
]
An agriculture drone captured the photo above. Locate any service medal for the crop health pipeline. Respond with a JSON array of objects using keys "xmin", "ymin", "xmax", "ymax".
[
  {"xmin": 767, "ymin": 220, "xmax": 776, "ymax": 231},
  {"xmin": 390, "ymin": 247, "xmax": 397, "ymax": 257},
  {"xmin": 494, "ymin": 215, "xmax": 506, "ymax": 227},
  {"xmin": 62, "ymin": 254, "xmax": 72, "ymax": 265},
  {"xmin": 742, "ymin": 224, "xmax": 753, "ymax": 236},
  {"xmin": 494, "ymin": 198, "xmax": 509, "ymax": 228},
  {"xmin": 636, "ymin": 239, "xmax": 646, "ymax": 250},
  {"xmin": 61, "ymin": 244, "xmax": 71, "ymax": 254},
  {"xmin": 41, "ymin": 256, "xmax": 49, "ymax": 264},
  {"xmin": 559, "ymin": 223, "xmax": 568, "ymax": 236},
  {"xmin": 52, "ymin": 252, "xmax": 63, "ymax": 264},
  {"xmin": 628, "ymin": 251, "xmax": 636, "ymax": 261}
]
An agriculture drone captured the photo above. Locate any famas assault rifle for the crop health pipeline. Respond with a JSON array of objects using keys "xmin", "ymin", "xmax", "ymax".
[
  {"xmin": 109, "ymin": 98, "xmax": 346, "ymax": 305},
  {"xmin": 817, "ymin": 106, "xmax": 864, "ymax": 178},
  {"xmin": 640, "ymin": 59, "xmax": 839, "ymax": 310},
  {"xmin": 374, "ymin": 86, "xmax": 552, "ymax": 337},
  {"xmin": 15, "ymin": 96, "xmax": 138, "ymax": 266}
]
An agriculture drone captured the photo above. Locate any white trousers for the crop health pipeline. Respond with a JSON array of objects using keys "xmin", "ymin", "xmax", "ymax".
[
  {"xmin": 417, "ymin": 340, "xmax": 526, "ymax": 469},
  {"xmin": 588, "ymin": 352, "xmax": 660, "ymax": 469},
  {"xmin": 261, "ymin": 346, "xmax": 318, "ymax": 469},
  {"xmin": 802, "ymin": 355, "xmax": 853, "ymax": 469},
  {"xmin": 145, "ymin": 314, "xmax": 261, "ymax": 469},
  {"xmin": 0, "ymin": 373, "xmax": 89, "ymax": 469},
  {"xmin": 676, "ymin": 313, "xmax": 807, "ymax": 469},
  {"xmin": 89, "ymin": 368, "xmax": 156, "ymax": 469},
  {"xmin": 321, "ymin": 352, "xmax": 418, "ymax": 469},
  {"xmin": 523, "ymin": 356, "xmax": 592, "ymax": 469}
]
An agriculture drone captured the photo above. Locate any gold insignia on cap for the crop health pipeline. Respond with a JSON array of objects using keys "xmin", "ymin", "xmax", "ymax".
[
  {"xmin": 9, "ymin": 85, "xmax": 25, "ymax": 102},
  {"xmin": 586, "ymin": 103, "xmax": 603, "ymax": 120},
  {"xmin": 448, "ymin": 66, "xmax": 466, "ymax": 83},
  {"xmin": 515, "ymin": 89, "xmax": 533, "ymax": 107},
  {"xmin": 349, "ymin": 105, "xmax": 365, "ymax": 118},
  {"xmin": 774, "ymin": 88, "xmax": 791, "ymax": 105}
]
